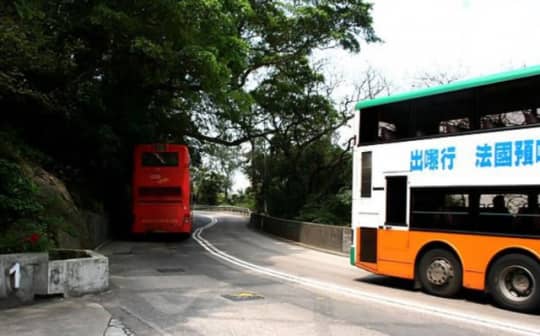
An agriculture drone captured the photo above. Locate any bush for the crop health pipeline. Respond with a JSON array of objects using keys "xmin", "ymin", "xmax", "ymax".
[{"xmin": 0, "ymin": 220, "xmax": 52, "ymax": 253}]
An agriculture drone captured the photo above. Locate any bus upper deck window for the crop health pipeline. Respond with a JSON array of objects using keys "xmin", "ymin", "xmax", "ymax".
[
  {"xmin": 480, "ymin": 108, "xmax": 539, "ymax": 129},
  {"xmin": 439, "ymin": 118, "xmax": 470, "ymax": 134},
  {"xmin": 523, "ymin": 109, "xmax": 539, "ymax": 124},
  {"xmin": 378, "ymin": 122, "xmax": 397, "ymax": 140},
  {"xmin": 142, "ymin": 152, "xmax": 179, "ymax": 167}
]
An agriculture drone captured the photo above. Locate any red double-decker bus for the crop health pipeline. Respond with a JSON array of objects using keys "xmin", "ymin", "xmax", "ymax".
[{"xmin": 132, "ymin": 144, "xmax": 192, "ymax": 235}]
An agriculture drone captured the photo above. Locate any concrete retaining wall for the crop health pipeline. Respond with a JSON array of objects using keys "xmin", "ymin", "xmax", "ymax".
[
  {"xmin": 250, "ymin": 214, "xmax": 352, "ymax": 254},
  {"xmin": 84, "ymin": 211, "xmax": 109, "ymax": 249},
  {"xmin": 193, "ymin": 205, "xmax": 251, "ymax": 216}
]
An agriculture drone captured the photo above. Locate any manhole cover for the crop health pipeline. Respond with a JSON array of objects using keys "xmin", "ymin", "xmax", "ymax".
[
  {"xmin": 156, "ymin": 267, "xmax": 185, "ymax": 273},
  {"xmin": 222, "ymin": 292, "xmax": 264, "ymax": 302}
]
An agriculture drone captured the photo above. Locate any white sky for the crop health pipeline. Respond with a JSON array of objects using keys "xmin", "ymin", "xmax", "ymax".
[
  {"xmin": 322, "ymin": 0, "xmax": 540, "ymax": 91},
  {"xmin": 232, "ymin": 0, "xmax": 540, "ymax": 192}
]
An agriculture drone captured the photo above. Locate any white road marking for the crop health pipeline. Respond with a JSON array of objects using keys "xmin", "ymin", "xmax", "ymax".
[{"xmin": 193, "ymin": 215, "xmax": 540, "ymax": 336}]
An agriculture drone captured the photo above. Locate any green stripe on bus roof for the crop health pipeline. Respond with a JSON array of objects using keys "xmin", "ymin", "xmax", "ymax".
[{"xmin": 355, "ymin": 65, "xmax": 540, "ymax": 110}]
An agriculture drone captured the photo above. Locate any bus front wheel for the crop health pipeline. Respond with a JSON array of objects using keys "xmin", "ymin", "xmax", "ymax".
[
  {"xmin": 418, "ymin": 248, "xmax": 462, "ymax": 298},
  {"xmin": 488, "ymin": 254, "xmax": 540, "ymax": 313}
]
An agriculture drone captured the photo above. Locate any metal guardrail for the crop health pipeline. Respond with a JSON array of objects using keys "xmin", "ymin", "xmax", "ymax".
[{"xmin": 192, "ymin": 205, "xmax": 251, "ymax": 216}]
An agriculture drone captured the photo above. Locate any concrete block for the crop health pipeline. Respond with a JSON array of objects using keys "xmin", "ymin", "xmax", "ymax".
[
  {"xmin": 47, "ymin": 249, "xmax": 109, "ymax": 296},
  {"xmin": 0, "ymin": 253, "xmax": 48, "ymax": 303},
  {"xmin": 65, "ymin": 251, "xmax": 109, "ymax": 296},
  {"xmin": 47, "ymin": 260, "xmax": 67, "ymax": 294},
  {"xmin": 32, "ymin": 257, "xmax": 49, "ymax": 295},
  {"xmin": 1, "ymin": 249, "xmax": 108, "ymax": 308}
]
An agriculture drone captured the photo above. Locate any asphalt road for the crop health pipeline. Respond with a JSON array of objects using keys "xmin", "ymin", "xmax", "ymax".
[{"xmin": 95, "ymin": 212, "xmax": 540, "ymax": 336}]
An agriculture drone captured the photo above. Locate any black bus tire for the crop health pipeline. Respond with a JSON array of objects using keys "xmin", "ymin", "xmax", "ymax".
[
  {"xmin": 487, "ymin": 254, "xmax": 540, "ymax": 313},
  {"xmin": 418, "ymin": 248, "xmax": 462, "ymax": 298}
]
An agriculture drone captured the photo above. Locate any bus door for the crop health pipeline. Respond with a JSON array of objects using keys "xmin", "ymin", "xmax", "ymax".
[{"xmin": 377, "ymin": 175, "xmax": 411, "ymax": 278}]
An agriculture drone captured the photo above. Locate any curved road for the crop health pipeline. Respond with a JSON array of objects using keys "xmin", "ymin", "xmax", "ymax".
[{"xmin": 96, "ymin": 212, "xmax": 540, "ymax": 336}]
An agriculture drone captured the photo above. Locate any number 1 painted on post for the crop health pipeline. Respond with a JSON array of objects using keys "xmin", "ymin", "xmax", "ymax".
[{"xmin": 9, "ymin": 262, "xmax": 21, "ymax": 289}]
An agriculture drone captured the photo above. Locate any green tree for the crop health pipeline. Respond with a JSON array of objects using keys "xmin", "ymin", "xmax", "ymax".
[
  {"xmin": 248, "ymin": 133, "xmax": 352, "ymax": 223},
  {"xmin": 199, "ymin": 144, "xmax": 244, "ymax": 202}
]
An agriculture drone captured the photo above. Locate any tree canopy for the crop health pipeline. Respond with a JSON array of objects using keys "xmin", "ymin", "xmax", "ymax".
[{"xmin": 1, "ymin": 0, "xmax": 378, "ymax": 227}]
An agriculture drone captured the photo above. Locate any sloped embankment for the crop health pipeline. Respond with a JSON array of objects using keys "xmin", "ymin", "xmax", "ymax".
[{"xmin": 0, "ymin": 134, "xmax": 108, "ymax": 253}]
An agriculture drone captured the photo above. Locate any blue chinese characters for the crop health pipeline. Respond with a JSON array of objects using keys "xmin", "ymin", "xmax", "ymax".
[
  {"xmin": 476, "ymin": 140, "xmax": 536, "ymax": 168},
  {"xmin": 410, "ymin": 139, "xmax": 540, "ymax": 172},
  {"xmin": 410, "ymin": 146, "xmax": 456, "ymax": 171}
]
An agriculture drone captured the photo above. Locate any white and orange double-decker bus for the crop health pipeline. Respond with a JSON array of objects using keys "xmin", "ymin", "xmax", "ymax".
[{"xmin": 351, "ymin": 66, "xmax": 540, "ymax": 312}]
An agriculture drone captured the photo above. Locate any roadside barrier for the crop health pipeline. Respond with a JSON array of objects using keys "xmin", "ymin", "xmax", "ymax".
[
  {"xmin": 250, "ymin": 214, "xmax": 352, "ymax": 255},
  {"xmin": 193, "ymin": 206, "xmax": 352, "ymax": 255},
  {"xmin": 192, "ymin": 205, "xmax": 251, "ymax": 216}
]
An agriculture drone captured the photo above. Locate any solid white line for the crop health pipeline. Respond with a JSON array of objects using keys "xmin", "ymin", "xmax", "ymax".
[{"xmin": 193, "ymin": 215, "xmax": 540, "ymax": 336}]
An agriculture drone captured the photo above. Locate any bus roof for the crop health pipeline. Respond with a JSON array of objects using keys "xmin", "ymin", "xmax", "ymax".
[{"xmin": 355, "ymin": 65, "xmax": 540, "ymax": 110}]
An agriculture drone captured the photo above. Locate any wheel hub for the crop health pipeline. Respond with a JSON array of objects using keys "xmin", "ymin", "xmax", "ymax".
[
  {"xmin": 427, "ymin": 259, "xmax": 454, "ymax": 286},
  {"xmin": 511, "ymin": 273, "xmax": 531, "ymax": 294},
  {"xmin": 500, "ymin": 266, "xmax": 535, "ymax": 300}
]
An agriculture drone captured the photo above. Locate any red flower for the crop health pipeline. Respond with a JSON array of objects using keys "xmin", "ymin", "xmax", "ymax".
[{"xmin": 24, "ymin": 233, "xmax": 41, "ymax": 244}]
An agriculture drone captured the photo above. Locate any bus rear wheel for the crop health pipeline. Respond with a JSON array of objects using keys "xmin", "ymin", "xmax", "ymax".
[
  {"xmin": 418, "ymin": 248, "xmax": 462, "ymax": 298},
  {"xmin": 488, "ymin": 254, "xmax": 540, "ymax": 313}
]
